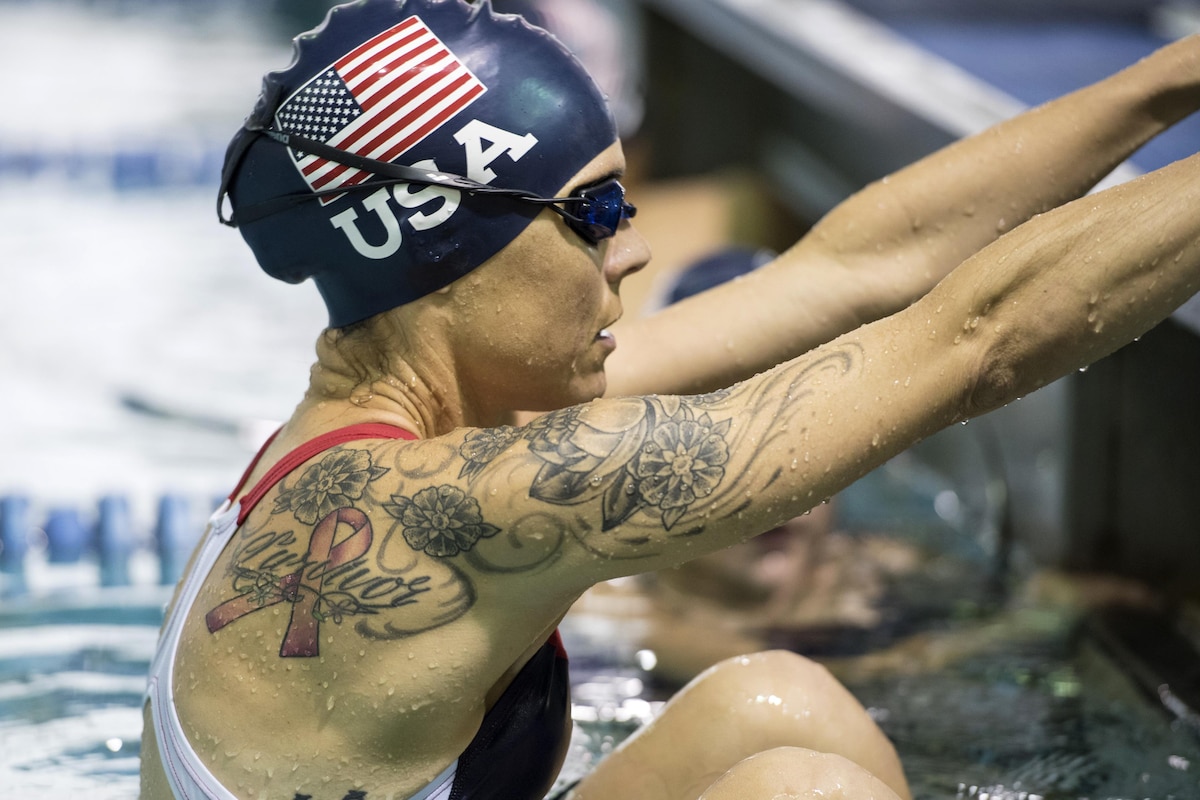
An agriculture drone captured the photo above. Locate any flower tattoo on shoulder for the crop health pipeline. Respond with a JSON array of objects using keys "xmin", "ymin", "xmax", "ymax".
[
  {"xmin": 273, "ymin": 449, "xmax": 389, "ymax": 525},
  {"xmin": 458, "ymin": 425, "xmax": 522, "ymax": 481},
  {"xmin": 383, "ymin": 485, "xmax": 500, "ymax": 557}
]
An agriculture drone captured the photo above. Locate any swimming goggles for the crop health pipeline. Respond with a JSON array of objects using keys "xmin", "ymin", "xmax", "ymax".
[{"xmin": 219, "ymin": 125, "xmax": 636, "ymax": 245}]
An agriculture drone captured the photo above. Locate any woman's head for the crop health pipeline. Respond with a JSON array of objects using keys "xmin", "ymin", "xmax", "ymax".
[{"xmin": 221, "ymin": 0, "xmax": 620, "ymax": 327}]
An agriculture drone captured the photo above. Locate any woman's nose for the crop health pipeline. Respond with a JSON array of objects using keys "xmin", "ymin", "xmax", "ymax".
[{"xmin": 605, "ymin": 221, "xmax": 651, "ymax": 284}]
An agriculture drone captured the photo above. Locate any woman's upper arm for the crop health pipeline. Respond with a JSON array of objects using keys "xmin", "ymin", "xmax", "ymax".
[{"xmin": 405, "ymin": 315, "xmax": 976, "ymax": 596}]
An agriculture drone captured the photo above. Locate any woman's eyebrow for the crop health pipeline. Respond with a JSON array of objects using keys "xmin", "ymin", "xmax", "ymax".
[{"xmin": 571, "ymin": 169, "xmax": 625, "ymax": 193}]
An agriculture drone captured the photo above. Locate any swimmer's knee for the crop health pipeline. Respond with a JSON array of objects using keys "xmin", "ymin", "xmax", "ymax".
[
  {"xmin": 699, "ymin": 746, "xmax": 903, "ymax": 800},
  {"xmin": 693, "ymin": 649, "xmax": 840, "ymax": 696}
]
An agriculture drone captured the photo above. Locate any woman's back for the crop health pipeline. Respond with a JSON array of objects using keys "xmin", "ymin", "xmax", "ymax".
[{"xmin": 147, "ymin": 421, "xmax": 575, "ymax": 799}]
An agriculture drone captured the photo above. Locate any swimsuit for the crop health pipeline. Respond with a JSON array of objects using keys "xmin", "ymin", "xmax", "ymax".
[{"xmin": 146, "ymin": 423, "xmax": 572, "ymax": 800}]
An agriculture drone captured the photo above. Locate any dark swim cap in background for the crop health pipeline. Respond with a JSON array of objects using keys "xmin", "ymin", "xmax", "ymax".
[{"xmin": 224, "ymin": 0, "xmax": 618, "ymax": 327}]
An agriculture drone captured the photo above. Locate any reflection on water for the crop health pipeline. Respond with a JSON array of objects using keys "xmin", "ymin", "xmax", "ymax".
[
  {"xmin": 3, "ymin": 573, "xmax": 1198, "ymax": 799},
  {"xmin": 845, "ymin": 623, "xmax": 1200, "ymax": 799}
]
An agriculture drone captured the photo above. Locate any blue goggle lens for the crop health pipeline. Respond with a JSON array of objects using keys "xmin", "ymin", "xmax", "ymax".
[{"xmin": 560, "ymin": 179, "xmax": 637, "ymax": 244}]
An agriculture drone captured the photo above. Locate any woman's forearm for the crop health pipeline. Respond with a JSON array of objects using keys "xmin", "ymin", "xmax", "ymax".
[
  {"xmin": 934, "ymin": 151, "xmax": 1200, "ymax": 417},
  {"xmin": 810, "ymin": 34, "xmax": 1200, "ymax": 321}
]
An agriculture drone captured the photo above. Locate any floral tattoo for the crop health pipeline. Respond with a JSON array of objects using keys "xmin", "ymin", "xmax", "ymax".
[
  {"xmin": 205, "ymin": 346, "xmax": 860, "ymax": 653},
  {"xmin": 208, "ymin": 449, "xmax": 438, "ymax": 656},
  {"xmin": 273, "ymin": 449, "xmax": 388, "ymax": 524},
  {"xmin": 458, "ymin": 398, "xmax": 732, "ymax": 532},
  {"xmin": 382, "ymin": 485, "xmax": 500, "ymax": 557}
]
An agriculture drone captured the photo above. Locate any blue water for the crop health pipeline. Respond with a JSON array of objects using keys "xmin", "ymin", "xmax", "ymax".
[{"xmin": 0, "ymin": 586, "xmax": 657, "ymax": 798}]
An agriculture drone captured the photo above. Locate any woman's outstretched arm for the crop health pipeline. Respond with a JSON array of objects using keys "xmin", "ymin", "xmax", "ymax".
[
  {"xmin": 607, "ymin": 34, "xmax": 1200, "ymax": 397},
  {"xmin": 498, "ymin": 148, "xmax": 1200, "ymax": 587}
]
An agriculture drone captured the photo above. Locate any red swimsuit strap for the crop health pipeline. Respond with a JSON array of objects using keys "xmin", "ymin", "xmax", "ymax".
[{"xmin": 232, "ymin": 423, "xmax": 418, "ymax": 525}]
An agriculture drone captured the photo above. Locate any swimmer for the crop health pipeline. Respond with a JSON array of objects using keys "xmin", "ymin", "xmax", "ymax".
[{"xmin": 140, "ymin": 2, "xmax": 1200, "ymax": 798}]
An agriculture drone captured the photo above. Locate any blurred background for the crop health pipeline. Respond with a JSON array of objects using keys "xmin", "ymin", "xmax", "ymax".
[
  {"xmin": 3, "ymin": 0, "xmax": 1200, "ymax": 585},
  {"xmin": 2, "ymin": 1, "xmax": 1200, "ymax": 797}
]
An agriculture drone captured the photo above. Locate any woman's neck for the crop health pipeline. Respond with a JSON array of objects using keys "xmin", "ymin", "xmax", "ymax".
[{"xmin": 296, "ymin": 326, "xmax": 456, "ymax": 437}]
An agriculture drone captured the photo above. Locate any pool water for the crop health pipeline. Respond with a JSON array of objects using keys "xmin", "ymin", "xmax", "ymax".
[
  {"xmin": 3, "ymin": 574, "xmax": 1199, "ymax": 799},
  {"xmin": 0, "ymin": 585, "xmax": 657, "ymax": 799},
  {"xmin": 0, "ymin": 590, "xmax": 165, "ymax": 799}
]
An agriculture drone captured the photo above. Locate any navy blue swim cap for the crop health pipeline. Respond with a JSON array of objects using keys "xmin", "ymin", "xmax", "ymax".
[{"xmin": 222, "ymin": 0, "xmax": 618, "ymax": 327}]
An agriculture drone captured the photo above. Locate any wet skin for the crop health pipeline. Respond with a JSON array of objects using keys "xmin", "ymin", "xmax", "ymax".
[{"xmin": 140, "ymin": 143, "xmax": 659, "ymax": 800}]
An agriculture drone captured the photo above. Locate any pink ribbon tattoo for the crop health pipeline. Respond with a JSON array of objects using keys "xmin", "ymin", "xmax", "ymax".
[{"xmin": 206, "ymin": 507, "xmax": 374, "ymax": 657}]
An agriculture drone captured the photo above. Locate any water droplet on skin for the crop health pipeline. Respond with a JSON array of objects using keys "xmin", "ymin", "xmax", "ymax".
[{"xmin": 871, "ymin": 434, "xmax": 880, "ymax": 447}]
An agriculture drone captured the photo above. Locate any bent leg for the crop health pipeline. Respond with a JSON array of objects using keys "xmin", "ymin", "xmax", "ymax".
[
  {"xmin": 570, "ymin": 650, "xmax": 909, "ymax": 800},
  {"xmin": 700, "ymin": 747, "xmax": 903, "ymax": 800}
]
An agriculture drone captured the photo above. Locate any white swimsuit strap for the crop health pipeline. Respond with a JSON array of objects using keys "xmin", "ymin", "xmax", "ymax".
[{"xmin": 146, "ymin": 500, "xmax": 242, "ymax": 800}]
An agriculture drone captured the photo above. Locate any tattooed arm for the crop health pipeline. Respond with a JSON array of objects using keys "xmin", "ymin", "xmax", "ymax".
[
  {"xmin": 446, "ymin": 149, "xmax": 1200, "ymax": 601},
  {"xmin": 217, "ymin": 155, "xmax": 1200, "ymax": 645},
  {"xmin": 606, "ymin": 35, "xmax": 1200, "ymax": 398}
]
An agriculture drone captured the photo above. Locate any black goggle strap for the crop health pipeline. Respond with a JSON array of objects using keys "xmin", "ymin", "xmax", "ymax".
[{"xmin": 217, "ymin": 124, "xmax": 591, "ymax": 229}]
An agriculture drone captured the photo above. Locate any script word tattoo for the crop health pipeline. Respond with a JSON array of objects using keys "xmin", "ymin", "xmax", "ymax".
[{"xmin": 207, "ymin": 448, "xmax": 446, "ymax": 656}]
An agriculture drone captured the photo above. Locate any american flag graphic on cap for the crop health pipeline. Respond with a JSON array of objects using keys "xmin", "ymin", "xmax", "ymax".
[{"xmin": 276, "ymin": 15, "xmax": 487, "ymax": 201}]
